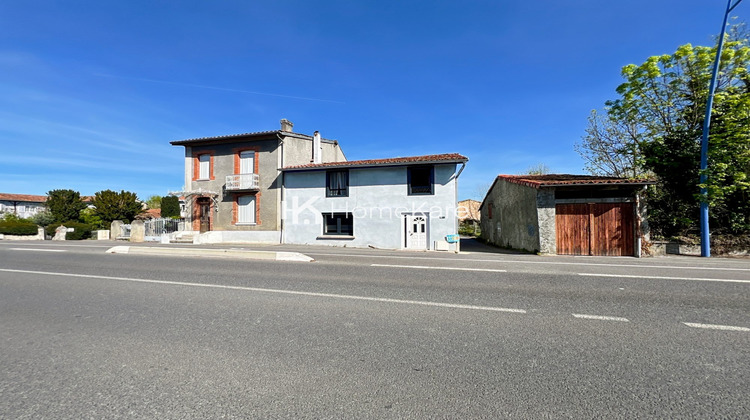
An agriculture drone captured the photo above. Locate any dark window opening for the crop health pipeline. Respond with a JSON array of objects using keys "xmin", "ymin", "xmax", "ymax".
[
  {"xmin": 326, "ymin": 170, "xmax": 349, "ymax": 197},
  {"xmin": 323, "ymin": 213, "xmax": 353, "ymax": 236},
  {"xmin": 408, "ymin": 166, "xmax": 434, "ymax": 195}
]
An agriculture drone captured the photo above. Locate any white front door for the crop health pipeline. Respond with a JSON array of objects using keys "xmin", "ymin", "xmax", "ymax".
[{"xmin": 405, "ymin": 214, "xmax": 428, "ymax": 250}]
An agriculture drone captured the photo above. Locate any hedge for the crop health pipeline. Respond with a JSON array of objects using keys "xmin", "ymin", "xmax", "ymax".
[
  {"xmin": 46, "ymin": 221, "xmax": 93, "ymax": 240},
  {"xmin": 0, "ymin": 220, "xmax": 39, "ymax": 235}
]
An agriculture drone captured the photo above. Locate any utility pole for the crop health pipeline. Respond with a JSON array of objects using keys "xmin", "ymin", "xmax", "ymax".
[{"xmin": 699, "ymin": 0, "xmax": 744, "ymax": 257}]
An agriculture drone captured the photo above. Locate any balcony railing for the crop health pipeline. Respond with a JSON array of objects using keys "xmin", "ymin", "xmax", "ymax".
[{"xmin": 225, "ymin": 173, "xmax": 260, "ymax": 191}]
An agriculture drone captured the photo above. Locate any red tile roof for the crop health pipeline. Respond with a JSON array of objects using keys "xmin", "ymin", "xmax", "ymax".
[
  {"xmin": 497, "ymin": 174, "xmax": 655, "ymax": 189},
  {"xmin": 136, "ymin": 208, "xmax": 162, "ymax": 220},
  {"xmin": 0, "ymin": 193, "xmax": 47, "ymax": 203},
  {"xmin": 170, "ymin": 130, "xmax": 338, "ymax": 145},
  {"xmin": 283, "ymin": 153, "xmax": 468, "ymax": 171}
]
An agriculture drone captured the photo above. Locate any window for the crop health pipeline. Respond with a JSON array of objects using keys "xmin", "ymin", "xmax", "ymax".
[
  {"xmin": 408, "ymin": 165, "xmax": 434, "ymax": 195},
  {"xmin": 323, "ymin": 213, "xmax": 353, "ymax": 236},
  {"xmin": 198, "ymin": 154, "xmax": 211, "ymax": 180},
  {"xmin": 237, "ymin": 195, "xmax": 256, "ymax": 224},
  {"xmin": 326, "ymin": 170, "xmax": 349, "ymax": 197},
  {"xmin": 488, "ymin": 203, "xmax": 493, "ymax": 219},
  {"xmin": 239, "ymin": 151, "xmax": 255, "ymax": 174}
]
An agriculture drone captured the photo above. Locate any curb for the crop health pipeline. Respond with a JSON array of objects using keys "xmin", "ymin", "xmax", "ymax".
[{"xmin": 106, "ymin": 246, "xmax": 314, "ymax": 262}]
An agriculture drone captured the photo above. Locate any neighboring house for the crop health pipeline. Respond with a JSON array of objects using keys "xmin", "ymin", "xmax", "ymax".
[
  {"xmin": 457, "ymin": 199, "xmax": 481, "ymax": 223},
  {"xmin": 136, "ymin": 208, "xmax": 161, "ymax": 220},
  {"xmin": 169, "ymin": 119, "xmax": 346, "ymax": 243},
  {"xmin": 479, "ymin": 175, "xmax": 654, "ymax": 257},
  {"xmin": 281, "ymin": 153, "xmax": 468, "ymax": 251},
  {"xmin": 0, "ymin": 193, "xmax": 47, "ymax": 219}
]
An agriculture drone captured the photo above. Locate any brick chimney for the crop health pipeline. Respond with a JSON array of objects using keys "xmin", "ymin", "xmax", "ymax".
[{"xmin": 280, "ymin": 119, "xmax": 293, "ymax": 132}]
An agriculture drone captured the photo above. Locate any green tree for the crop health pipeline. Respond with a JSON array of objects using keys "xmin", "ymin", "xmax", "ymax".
[
  {"xmin": 31, "ymin": 210, "xmax": 55, "ymax": 227},
  {"xmin": 80, "ymin": 207, "xmax": 106, "ymax": 230},
  {"xmin": 146, "ymin": 195, "xmax": 162, "ymax": 209},
  {"xmin": 92, "ymin": 190, "xmax": 142, "ymax": 224},
  {"xmin": 161, "ymin": 196, "xmax": 181, "ymax": 219},
  {"xmin": 46, "ymin": 189, "xmax": 87, "ymax": 223},
  {"xmin": 577, "ymin": 24, "xmax": 750, "ymax": 237}
]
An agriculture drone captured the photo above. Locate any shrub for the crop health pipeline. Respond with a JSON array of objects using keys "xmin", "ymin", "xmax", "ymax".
[
  {"xmin": 161, "ymin": 196, "xmax": 181, "ymax": 218},
  {"xmin": 45, "ymin": 221, "xmax": 93, "ymax": 240},
  {"xmin": 31, "ymin": 210, "xmax": 55, "ymax": 227},
  {"xmin": 0, "ymin": 219, "xmax": 39, "ymax": 235}
]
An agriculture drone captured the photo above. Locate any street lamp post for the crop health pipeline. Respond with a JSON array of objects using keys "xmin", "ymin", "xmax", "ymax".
[{"xmin": 699, "ymin": 0, "xmax": 744, "ymax": 257}]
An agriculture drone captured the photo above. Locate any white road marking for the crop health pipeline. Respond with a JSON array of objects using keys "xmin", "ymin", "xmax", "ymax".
[
  {"xmin": 0, "ymin": 268, "xmax": 526, "ymax": 314},
  {"xmin": 305, "ymin": 252, "xmax": 750, "ymax": 272},
  {"xmin": 371, "ymin": 264, "xmax": 507, "ymax": 273},
  {"xmin": 9, "ymin": 248, "xmax": 66, "ymax": 253},
  {"xmin": 573, "ymin": 313, "xmax": 630, "ymax": 322},
  {"xmin": 579, "ymin": 273, "xmax": 750, "ymax": 284},
  {"xmin": 683, "ymin": 322, "xmax": 750, "ymax": 332},
  {"xmin": 1, "ymin": 244, "xmax": 113, "ymax": 249}
]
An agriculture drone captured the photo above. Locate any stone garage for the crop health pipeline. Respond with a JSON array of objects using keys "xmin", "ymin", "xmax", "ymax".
[{"xmin": 479, "ymin": 175, "xmax": 654, "ymax": 257}]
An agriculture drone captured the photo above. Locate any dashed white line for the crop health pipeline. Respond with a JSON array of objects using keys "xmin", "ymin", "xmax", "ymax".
[
  {"xmin": 578, "ymin": 273, "xmax": 750, "ymax": 284},
  {"xmin": 0, "ymin": 268, "xmax": 525, "ymax": 314},
  {"xmin": 573, "ymin": 314, "xmax": 630, "ymax": 322},
  {"xmin": 9, "ymin": 248, "xmax": 66, "ymax": 253},
  {"xmin": 683, "ymin": 322, "xmax": 750, "ymax": 332},
  {"xmin": 371, "ymin": 264, "xmax": 506, "ymax": 273}
]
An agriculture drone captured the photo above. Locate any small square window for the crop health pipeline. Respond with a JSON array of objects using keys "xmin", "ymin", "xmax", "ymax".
[
  {"xmin": 408, "ymin": 166, "xmax": 434, "ymax": 195},
  {"xmin": 323, "ymin": 213, "xmax": 353, "ymax": 236},
  {"xmin": 326, "ymin": 170, "xmax": 349, "ymax": 197}
]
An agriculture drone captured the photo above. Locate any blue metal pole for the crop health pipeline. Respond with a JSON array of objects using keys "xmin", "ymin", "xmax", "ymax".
[{"xmin": 699, "ymin": 0, "xmax": 743, "ymax": 257}]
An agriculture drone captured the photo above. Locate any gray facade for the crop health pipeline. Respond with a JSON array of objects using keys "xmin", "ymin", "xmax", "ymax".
[
  {"xmin": 480, "ymin": 179, "xmax": 549, "ymax": 253},
  {"xmin": 171, "ymin": 121, "xmax": 345, "ymax": 242},
  {"xmin": 282, "ymin": 161, "xmax": 465, "ymax": 251}
]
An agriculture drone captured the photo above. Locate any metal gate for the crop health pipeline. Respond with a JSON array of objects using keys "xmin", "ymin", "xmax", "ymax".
[{"xmin": 144, "ymin": 218, "xmax": 182, "ymax": 237}]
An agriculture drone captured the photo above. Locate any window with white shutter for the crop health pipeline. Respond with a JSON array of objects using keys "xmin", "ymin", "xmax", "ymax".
[
  {"xmin": 237, "ymin": 195, "xmax": 256, "ymax": 224},
  {"xmin": 198, "ymin": 154, "xmax": 210, "ymax": 180}
]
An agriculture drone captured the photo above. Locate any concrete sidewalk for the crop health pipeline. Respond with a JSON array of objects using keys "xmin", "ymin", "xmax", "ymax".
[{"xmin": 106, "ymin": 245, "xmax": 314, "ymax": 262}]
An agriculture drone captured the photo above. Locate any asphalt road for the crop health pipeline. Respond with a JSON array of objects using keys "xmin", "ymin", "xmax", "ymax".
[{"xmin": 1, "ymin": 240, "xmax": 749, "ymax": 418}]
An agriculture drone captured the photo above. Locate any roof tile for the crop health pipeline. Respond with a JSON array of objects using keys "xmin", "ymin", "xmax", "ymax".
[
  {"xmin": 497, "ymin": 174, "xmax": 655, "ymax": 188},
  {"xmin": 0, "ymin": 193, "xmax": 47, "ymax": 203},
  {"xmin": 283, "ymin": 153, "xmax": 468, "ymax": 170}
]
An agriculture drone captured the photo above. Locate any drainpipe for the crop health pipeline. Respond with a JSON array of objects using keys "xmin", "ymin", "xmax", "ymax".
[
  {"xmin": 453, "ymin": 162, "xmax": 466, "ymax": 253},
  {"xmin": 277, "ymin": 133, "xmax": 285, "ymax": 244}
]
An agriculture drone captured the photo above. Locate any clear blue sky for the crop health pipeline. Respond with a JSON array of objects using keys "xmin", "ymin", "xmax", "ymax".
[{"xmin": 0, "ymin": 1, "xmax": 741, "ymax": 201}]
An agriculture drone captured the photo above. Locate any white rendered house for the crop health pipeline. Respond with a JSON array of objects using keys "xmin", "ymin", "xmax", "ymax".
[{"xmin": 281, "ymin": 153, "xmax": 467, "ymax": 251}]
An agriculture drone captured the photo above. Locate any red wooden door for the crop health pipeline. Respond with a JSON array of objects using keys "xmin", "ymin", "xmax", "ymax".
[
  {"xmin": 556, "ymin": 203, "xmax": 634, "ymax": 256},
  {"xmin": 556, "ymin": 204, "xmax": 590, "ymax": 255}
]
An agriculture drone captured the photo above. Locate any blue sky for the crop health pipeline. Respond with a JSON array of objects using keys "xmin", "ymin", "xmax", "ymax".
[{"xmin": 0, "ymin": 0, "xmax": 741, "ymax": 201}]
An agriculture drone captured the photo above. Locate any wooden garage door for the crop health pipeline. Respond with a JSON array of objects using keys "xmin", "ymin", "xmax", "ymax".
[{"xmin": 556, "ymin": 203, "xmax": 634, "ymax": 256}]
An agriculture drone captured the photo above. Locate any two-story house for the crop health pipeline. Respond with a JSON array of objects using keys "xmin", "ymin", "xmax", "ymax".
[
  {"xmin": 281, "ymin": 153, "xmax": 468, "ymax": 251},
  {"xmin": 170, "ymin": 119, "xmax": 346, "ymax": 243},
  {"xmin": 0, "ymin": 193, "xmax": 47, "ymax": 219}
]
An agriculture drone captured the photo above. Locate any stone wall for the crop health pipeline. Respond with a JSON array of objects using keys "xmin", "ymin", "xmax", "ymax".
[{"xmin": 480, "ymin": 179, "xmax": 541, "ymax": 253}]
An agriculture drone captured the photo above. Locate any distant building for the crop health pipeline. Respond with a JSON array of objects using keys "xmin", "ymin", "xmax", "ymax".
[
  {"xmin": 0, "ymin": 193, "xmax": 47, "ymax": 219},
  {"xmin": 457, "ymin": 199, "xmax": 480, "ymax": 223}
]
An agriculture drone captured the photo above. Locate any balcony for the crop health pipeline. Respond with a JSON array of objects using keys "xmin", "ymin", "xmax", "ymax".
[{"xmin": 225, "ymin": 173, "xmax": 260, "ymax": 191}]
